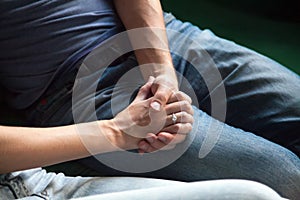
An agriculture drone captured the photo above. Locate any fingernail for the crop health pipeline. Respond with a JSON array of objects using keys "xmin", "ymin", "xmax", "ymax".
[
  {"xmin": 158, "ymin": 135, "xmax": 167, "ymax": 143},
  {"xmin": 151, "ymin": 101, "xmax": 161, "ymax": 111}
]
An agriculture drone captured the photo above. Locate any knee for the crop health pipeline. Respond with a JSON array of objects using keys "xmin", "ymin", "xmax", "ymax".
[{"xmin": 257, "ymin": 146, "xmax": 300, "ymax": 199}]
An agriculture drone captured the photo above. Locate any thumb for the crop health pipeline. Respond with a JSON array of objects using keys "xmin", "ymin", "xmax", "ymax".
[
  {"xmin": 150, "ymin": 85, "xmax": 172, "ymax": 111},
  {"xmin": 133, "ymin": 76, "xmax": 155, "ymax": 102}
]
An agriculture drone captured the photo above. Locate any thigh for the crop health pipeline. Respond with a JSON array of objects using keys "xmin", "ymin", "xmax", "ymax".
[
  {"xmin": 2, "ymin": 168, "xmax": 185, "ymax": 200},
  {"xmin": 2, "ymin": 169, "xmax": 285, "ymax": 200},
  {"xmin": 75, "ymin": 108, "xmax": 300, "ymax": 199},
  {"xmin": 164, "ymin": 13, "xmax": 300, "ymax": 156},
  {"xmin": 71, "ymin": 180, "xmax": 285, "ymax": 200},
  {"xmin": 148, "ymin": 108, "xmax": 300, "ymax": 199}
]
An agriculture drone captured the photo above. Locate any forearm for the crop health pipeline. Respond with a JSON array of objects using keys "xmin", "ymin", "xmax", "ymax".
[
  {"xmin": 0, "ymin": 121, "xmax": 118, "ymax": 174},
  {"xmin": 114, "ymin": 0, "xmax": 176, "ymax": 79}
]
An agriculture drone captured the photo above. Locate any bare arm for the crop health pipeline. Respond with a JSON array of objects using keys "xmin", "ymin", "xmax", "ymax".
[
  {"xmin": 114, "ymin": 0, "xmax": 178, "ymax": 106},
  {"xmin": 113, "ymin": 0, "xmax": 194, "ymax": 151},
  {"xmin": 0, "ymin": 120, "xmax": 118, "ymax": 174},
  {"xmin": 0, "ymin": 78, "xmax": 194, "ymax": 174},
  {"xmin": 0, "ymin": 80, "xmax": 154, "ymax": 173}
]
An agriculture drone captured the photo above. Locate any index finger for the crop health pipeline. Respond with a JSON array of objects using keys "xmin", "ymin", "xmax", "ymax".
[{"xmin": 168, "ymin": 91, "xmax": 192, "ymax": 104}]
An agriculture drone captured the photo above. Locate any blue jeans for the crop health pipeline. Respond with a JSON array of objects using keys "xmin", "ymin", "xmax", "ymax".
[
  {"xmin": 0, "ymin": 169, "xmax": 286, "ymax": 200},
  {"xmin": 22, "ymin": 13, "xmax": 300, "ymax": 199}
]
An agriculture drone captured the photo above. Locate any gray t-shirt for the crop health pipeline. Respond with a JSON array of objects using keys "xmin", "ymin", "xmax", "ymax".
[{"xmin": 0, "ymin": 0, "xmax": 123, "ymax": 109}]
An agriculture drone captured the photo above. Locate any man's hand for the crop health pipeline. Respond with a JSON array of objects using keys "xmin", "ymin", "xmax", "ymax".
[
  {"xmin": 138, "ymin": 90, "xmax": 194, "ymax": 153},
  {"xmin": 114, "ymin": 0, "xmax": 193, "ymax": 153},
  {"xmin": 110, "ymin": 76, "xmax": 193, "ymax": 153},
  {"xmin": 149, "ymin": 72, "xmax": 179, "ymax": 111},
  {"xmin": 114, "ymin": 0, "xmax": 179, "ymax": 109}
]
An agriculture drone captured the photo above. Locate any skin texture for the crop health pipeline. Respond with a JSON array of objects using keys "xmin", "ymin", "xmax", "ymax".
[
  {"xmin": 0, "ymin": 78, "xmax": 193, "ymax": 174},
  {"xmin": 113, "ymin": 0, "xmax": 193, "ymax": 152},
  {"xmin": 0, "ymin": 0, "xmax": 194, "ymax": 174},
  {"xmin": 113, "ymin": 0, "xmax": 178, "ymax": 106}
]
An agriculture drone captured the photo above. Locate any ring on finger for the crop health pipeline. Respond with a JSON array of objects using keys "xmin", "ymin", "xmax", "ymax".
[{"xmin": 172, "ymin": 113, "xmax": 177, "ymax": 124}]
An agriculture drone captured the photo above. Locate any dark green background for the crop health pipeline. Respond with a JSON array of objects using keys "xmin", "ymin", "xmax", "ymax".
[{"xmin": 162, "ymin": 0, "xmax": 300, "ymax": 74}]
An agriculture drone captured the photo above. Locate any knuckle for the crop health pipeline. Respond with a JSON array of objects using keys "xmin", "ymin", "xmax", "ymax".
[
  {"xmin": 186, "ymin": 123, "xmax": 193, "ymax": 132},
  {"xmin": 180, "ymin": 100, "xmax": 190, "ymax": 110},
  {"xmin": 140, "ymin": 85, "xmax": 147, "ymax": 91},
  {"xmin": 179, "ymin": 124, "xmax": 192, "ymax": 135},
  {"xmin": 185, "ymin": 104, "xmax": 194, "ymax": 115},
  {"xmin": 173, "ymin": 135, "xmax": 185, "ymax": 144},
  {"xmin": 187, "ymin": 113, "xmax": 194, "ymax": 123},
  {"xmin": 171, "ymin": 91, "xmax": 179, "ymax": 100},
  {"xmin": 181, "ymin": 111, "xmax": 189, "ymax": 121},
  {"xmin": 156, "ymin": 93, "xmax": 168, "ymax": 103},
  {"xmin": 178, "ymin": 91, "xmax": 192, "ymax": 103},
  {"xmin": 174, "ymin": 124, "xmax": 181, "ymax": 133},
  {"xmin": 176, "ymin": 91, "xmax": 185, "ymax": 100},
  {"xmin": 186, "ymin": 96, "xmax": 192, "ymax": 104}
]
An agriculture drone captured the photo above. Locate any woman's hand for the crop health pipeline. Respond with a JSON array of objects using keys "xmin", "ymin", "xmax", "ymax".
[
  {"xmin": 110, "ymin": 76, "xmax": 164, "ymax": 150},
  {"xmin": 109, "ymin": 77, "xmax": 193, "ymax": 152},
  {"xmin": 138, "ymin": 91, "xmax": 194, "ymax": 153}
]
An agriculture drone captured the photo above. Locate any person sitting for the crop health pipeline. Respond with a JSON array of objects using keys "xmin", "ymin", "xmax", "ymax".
[{"xmin": 0, "ymin": 0, "xmax": 299, "ymax": 199}]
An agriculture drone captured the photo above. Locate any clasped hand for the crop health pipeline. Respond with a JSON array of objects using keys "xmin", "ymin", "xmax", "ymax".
[{"xmin": 111, "ymin": 77, "xmax": 194, "ymax": 153}]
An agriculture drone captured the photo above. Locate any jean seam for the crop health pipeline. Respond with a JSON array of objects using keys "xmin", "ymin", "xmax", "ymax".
[{"xmin": 0, "ymin": 175, "xmax": 30, "ymax": 199}]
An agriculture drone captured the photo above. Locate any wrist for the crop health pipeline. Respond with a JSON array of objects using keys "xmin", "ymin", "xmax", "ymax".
[
  {"xmin": 136, "ymin": 49, "xmax": 176, "ymax": 77},
  {"xmin": 155, "ymin": 71, "xmax": 179, "ymax": 91},
  {"xmin": 96, "ymin": 120, "xmax": 121, "ymax": 151},
  {"xmin": 101, "ymin": 119, "xmax": 139, "ymax": 151},
  {"xmin": 141, "ymin": 63, "xmax": 178, "ymax": 84},
  {"xmin": 73, "ymin": 121, "xmax": 118, "ymax": 155}
]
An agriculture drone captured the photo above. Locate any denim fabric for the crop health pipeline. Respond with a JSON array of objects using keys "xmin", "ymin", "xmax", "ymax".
[
  {"xmin": 20, "ymin": 13, "xmax": 300, "ymax": 199},
  {"xmin": 162, "ymin": 14, "xmax": 300, "ymax": 155},
  {"xmin": 0, "ymin": 168, "xmax": 181, "ymax": 199},
  {"xmin": 0, "ymin": 169, "xmax": 286, "ymax": 200},
  {"xmin": 71, "ymin": 180, "xmax": 287, "ymax": 200},
  {"xmin": 26, "ymin": 13, "xmax": 300, "ymax": 155},
  {"xmin": 25, "ymin": 106, "xmax": 300, "ymax": 199}
]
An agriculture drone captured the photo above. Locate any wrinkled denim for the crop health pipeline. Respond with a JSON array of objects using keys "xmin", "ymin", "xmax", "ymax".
[
  {"xmin": 0, "ymin": 170, "xmax": 286, "ymax": 200},
  {"xmin": 6, "ymin": 13, "xmax": 299, "ymax": 199}
]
